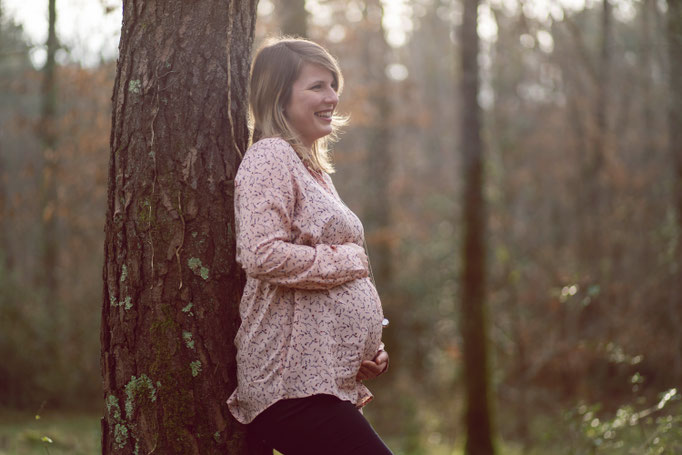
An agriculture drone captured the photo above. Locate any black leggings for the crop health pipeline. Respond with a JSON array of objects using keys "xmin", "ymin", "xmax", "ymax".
[{"xmin": 248, "ymin": 394, "xmax": 393, "ymax": 455}]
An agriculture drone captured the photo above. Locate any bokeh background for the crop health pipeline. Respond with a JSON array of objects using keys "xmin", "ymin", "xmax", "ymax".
[{"xmin": 1, "ymin": 0, "xmax": 681, "ymax": 453}]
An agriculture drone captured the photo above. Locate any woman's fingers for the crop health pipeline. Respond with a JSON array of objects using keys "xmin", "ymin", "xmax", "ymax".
[
  {"xmin": 356, "ymin": 348, "xmax": 391, "ymax": 381},
  {"xmin": 356, "ymin": 368, "xmax": 369, "ymax": 381},
  {"xmin": 356, "ymin": 358, "xmax": 388, "ymax": 381},
  {"xmin": 374, "ymin": 350, "xmax": 389, "ymax": 367}
]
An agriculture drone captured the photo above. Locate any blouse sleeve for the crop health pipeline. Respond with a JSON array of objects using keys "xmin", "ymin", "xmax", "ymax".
[{"xmin": 234, "ymin": 139, "xmax": 369, "ymax": 290}]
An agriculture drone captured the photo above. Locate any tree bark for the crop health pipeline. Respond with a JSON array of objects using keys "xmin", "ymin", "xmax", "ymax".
[
  {"xmin": 100, "ymin": 1, "xmax": 267, "ymax": 454},
  {"xmin": 667, "ymin": 0, "xmax": 682, "ymax": 384},
  {"xmin": 458, "ymin": 0, "xmax": 495, "ymax": 453}
]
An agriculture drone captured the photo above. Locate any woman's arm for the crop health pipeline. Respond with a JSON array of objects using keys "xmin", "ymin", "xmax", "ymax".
[{"xmin": 235, "ymin": 139, "xmax": 369, "ymax": 290}]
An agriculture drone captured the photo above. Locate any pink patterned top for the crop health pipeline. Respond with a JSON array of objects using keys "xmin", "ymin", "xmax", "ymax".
[{"xmin": 227, "ymin": 137, "xmax": 385, "ymax": 424}]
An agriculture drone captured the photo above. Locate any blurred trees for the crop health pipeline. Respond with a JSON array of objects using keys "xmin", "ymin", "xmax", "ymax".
[
  {"xmin": 0, "ymin": 12, "xmax": 109, "ymax": 408},
  {"xmin": 100, "ymin": 0, "xmax": 261, "ymax": 453},
  {"xmin": 482, "ymin": 0, "xmax": 681, "ymax": 449},
  {"xmin": 1, "ymin": 0, "xmax": 681, "ymax": 453}
]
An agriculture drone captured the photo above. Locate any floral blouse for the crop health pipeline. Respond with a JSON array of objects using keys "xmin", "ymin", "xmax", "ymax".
[{"xmin": 227, "ymin": 137, "xmax": 385, "ymax": 424}]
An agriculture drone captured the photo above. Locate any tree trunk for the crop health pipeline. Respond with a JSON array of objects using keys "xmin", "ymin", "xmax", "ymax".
[
  {"xmin": 667, "ymin": 0, "xmax": 682, "ymax": 384},
  {"xmin": 362, "ymin": 0, "xmax": 393, "ymax": 310},
  {"xmin": 458, "ymin": 0, "xmax": 495, "ymax": 453},
  {"xmin": 0, "ymin": 142, "xmax": 9, "ymax": 270},
  {"xmin": 0, "ymin": 0, "xmax": 4, "ymax": 268},
  {"xmin": 580, "ymin": 0, "xmax": 611, "ymax": 286},
  {"xmin": 641, "ymin": 0, "xmax": 656, "ymax": 161},
  {"xmin": 278, "ymin": 0, "xmax": 307, "ymax": 38},
  {"xmin": 0, "ymin": 172, "xmax": 8, "ymax": 270},
  {"xmin": 100, "ymin": 1, "xmax": 267, "ymax": 454},
  {"xmin": 40, "ymin": 0, "xmax": 58, "ymax": 307}
]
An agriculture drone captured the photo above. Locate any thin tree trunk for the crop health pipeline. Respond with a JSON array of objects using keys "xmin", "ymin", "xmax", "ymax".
[
  {"xmin": 40, "ymin": 0, "xmax": 58, "ymax": 307},
  {"xmin": 641, "ymin": 0, "xmax": 656, "ymax": 161},
  {"xmin": 667, "ymin": 0, "xmax": 682, "ymax": 384},
  {"xmin": 100, "ymin": 1, "xmax": 266, "ymax": 454},
  {"xmin": 278, "ymin": 0, "xmax": 307, "ymax": 38},
  {"xmin": 458, "ymin": 0, "xmax": 495, "ymax": 453},
  {"xmin": 581, "ymin": 0, "xmax": 611, "ymax": 284},
  {"xmin": 0, "ymin": 148, "xmax": 10, "ymax": 270},
  {"xmin": 363, "ymin": 0, "xmax": 393, "ymax": 305}
]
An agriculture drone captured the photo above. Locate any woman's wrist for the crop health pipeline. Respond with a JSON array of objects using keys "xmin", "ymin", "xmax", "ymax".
[{"xmin": 336, "ymin": 243, "xmax": 370, "ymax": 277}]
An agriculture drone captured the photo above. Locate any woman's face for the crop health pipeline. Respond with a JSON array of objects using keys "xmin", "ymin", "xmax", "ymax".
[{"xmin": 284, "ymin": 63, "xmax": 339, "ymax": 149}]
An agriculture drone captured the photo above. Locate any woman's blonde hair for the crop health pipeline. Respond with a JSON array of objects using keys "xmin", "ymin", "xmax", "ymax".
[{"xmin": 249, "ymin": 37, "xmax": 347, "ymax": 173}]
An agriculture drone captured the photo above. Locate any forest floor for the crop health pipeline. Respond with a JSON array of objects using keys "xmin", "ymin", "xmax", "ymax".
[
  {"xmin": 0, "ymin": 410, "xmax": 476, "ymax": 455},
  {"xmin": 9, "ymin": 408, "xmax": 677, "ymax": 455},
  {"xmin": 0, "ymin": 411, "xmax": 543, "ymax": 455},
  {"xmin": 0, "ymin": 410, "xmax": 100, "ymax": 455}
]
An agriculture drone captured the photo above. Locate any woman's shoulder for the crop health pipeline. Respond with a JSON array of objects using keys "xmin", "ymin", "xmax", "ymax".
[
  {"xmin": 246, "ymin": 137, "xmax": 296, "ymax": 161},
  {"xmin": 237, "ymin": 137, "xmax": 298, "ymax": 180}
]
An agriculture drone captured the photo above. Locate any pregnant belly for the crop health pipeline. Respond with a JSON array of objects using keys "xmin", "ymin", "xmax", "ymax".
[{"xmin": 327, "ymin": 277, "xmax": 384, "ymax": 361}]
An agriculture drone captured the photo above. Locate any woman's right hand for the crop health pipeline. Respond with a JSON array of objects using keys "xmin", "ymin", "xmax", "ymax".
[{"xmin": 356, "ymin": 349, "xmax": 389, "ymax": 381}]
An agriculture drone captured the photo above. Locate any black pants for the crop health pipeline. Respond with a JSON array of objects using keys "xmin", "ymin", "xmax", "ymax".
[{"xmin": 249, "ymin": 394, "xmax": 393, "ymax": 455}]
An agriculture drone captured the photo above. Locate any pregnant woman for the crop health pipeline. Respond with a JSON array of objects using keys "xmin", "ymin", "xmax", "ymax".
[{"xmin": 227, "ymin": 37, "xmax": 392, "ymax": 455}]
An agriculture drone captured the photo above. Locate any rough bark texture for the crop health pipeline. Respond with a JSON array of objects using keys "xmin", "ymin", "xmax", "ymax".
[
  {"xmin": 100, "ymin": 1, "xmax": 268, "ymax": 454},
  {"xmin": 458, "ymin": 0, "xmax": 495, "ymax": 453},
  {"xmin": 667, "ymin": 0, "xmax": 682, "ymax": 383}
]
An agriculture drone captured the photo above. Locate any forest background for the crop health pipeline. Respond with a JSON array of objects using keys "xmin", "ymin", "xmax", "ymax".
[{"xmin": 1, "ymin": 0, "xmax": 681, "ymax": 453}]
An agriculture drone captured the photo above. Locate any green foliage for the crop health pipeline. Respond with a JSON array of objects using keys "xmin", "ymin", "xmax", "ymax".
[{"xmin": 553, "ymin": 387, "xmax": 681, "ymax": 455}]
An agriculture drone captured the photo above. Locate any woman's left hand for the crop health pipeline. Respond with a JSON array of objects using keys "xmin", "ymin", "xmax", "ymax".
[{"xmin": 356, "ymin": 349, "xmax": 389, "ymax": 381}]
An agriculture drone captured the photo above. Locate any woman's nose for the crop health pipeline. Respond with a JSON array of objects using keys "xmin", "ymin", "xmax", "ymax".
[{"xmin": 324, "ymin": 89, "xmax": 339, "ymax": 105}]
